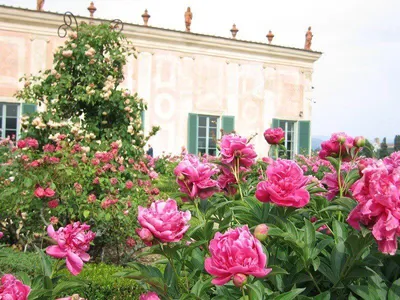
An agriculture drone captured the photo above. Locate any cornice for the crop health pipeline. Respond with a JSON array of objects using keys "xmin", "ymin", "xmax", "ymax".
[{"xmin": 0, "ymin": 5, "xmax": 322, "ymax": 69}]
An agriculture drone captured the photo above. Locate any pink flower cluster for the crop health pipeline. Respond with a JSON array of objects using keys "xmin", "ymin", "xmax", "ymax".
[
  {"xmin": 136, "ymin": 199, "xmax": 191, "ymax": 245},
  {"xmin": 17, "ymin": 137, "xmax": 39, "ymax": 149},
  {"xmin": 34, "ymin": 186, "xmax": 56, "ymax": 198},
  {"xmin": 347, "ymin": 152, "xmax": 400, "ymax": 255},
  {"xmin": 263, "ymin": 127, "xmax": 285, "ymax": 145},
  {"xmin": 0, "ymin": 274, "xmax": 31, "ymax": 300},
  {"xmin": 319, "ymin": 133, "xmax": 364, "ymax": 161},
  {"xmin": 220, "ymin": 134, "xmax": 257, "ymax": 169},
  {"xmin": 296, "ymin": 154, "xmax": 333, "ymax": 174},
  {"xmin": 174, "ymin": 155, "xmax": 219, "ymax": 201},
  {"xmin": 321, "ymin": 162, "xmax": 354, "ymax": 200},
  {"xmin": 256, "ymin": 159, "xmax": 310, "ymax": 208},
  {"xmin": 46, "ymin": 222, "xmax": 96, "ymax": 275},
  {"xmin": 205, "ymin": 225, "xmax": 271, "ymax": 285}
]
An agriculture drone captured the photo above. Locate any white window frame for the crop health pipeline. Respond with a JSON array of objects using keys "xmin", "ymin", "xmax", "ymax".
[
  {"xmin": 0, "ymin": 102, "xmax": 21, "ymax": 140},
  {"xmin": 279, "ymin": 120, "xmax": 297, "ymax": 159},
  {"xmin": 197, "ymin": 115, "xmax": 220, "ymax": 156}
]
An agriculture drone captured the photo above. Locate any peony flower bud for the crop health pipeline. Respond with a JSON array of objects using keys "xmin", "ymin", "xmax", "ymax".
[
  {"xmin": 233, "ymin": 273, "xmax": 247, "ymax": 288},
  {"xmin": 0, "ymin": 232, "xmax": 3, "ymax": 239},
  {"xmin": 254, "ymin": 224, "xmax": 269, "ymax": 241},
  {"xmin": 353, "ymin": 136, "xmax": 365, "ymax": 148},
  {"xmin": 337, "ymin": 135, "xmax": 346, "ymax": 144}
]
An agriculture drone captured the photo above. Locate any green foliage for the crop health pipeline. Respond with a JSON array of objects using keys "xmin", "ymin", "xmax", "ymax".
[
  {"xmin": 394, "ymin": 135, "xmax": 400, "ymax": 152},
  {"xmin": 360, "ymin": 139, "xmax": 375, "ymax": 158},
  {"xmin": 0, "ymin": 247, "xmax": 44, "ymax": 276}
]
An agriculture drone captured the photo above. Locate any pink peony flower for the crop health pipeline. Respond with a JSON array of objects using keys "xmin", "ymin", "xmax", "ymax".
[
  {"xmin": 46, "ymin": 222, "xmax": 95, "ymax": 275},
  {"xmin": 110, "ymin": 178, "xmax": 118, "ymax": 185},
  {"xmin": 217, "ymin": 167, "xmax": 237, "ymax": 196},
  {"xmin": 0, "ymin": 232, "xmax": 3, "ymax": 239},
  {"xmin": 17, "ymin": 139, "xmax": 27, "ymax": 149},
  {"xmin": 263, "ymin": 127, "xmax": 285, "ymax": 145},
  {"xmin": 0, "ymin": 274, "xmax": 31, "ymax": 300},
  {"xmin": 91, "ymin": 158, "xmax": 100, "ymax": 166},
  {"xmin": 384, "ymin": 151, "xmax": 400, "ymax": 172},
  {"xmin": 347, "ymin": 162, "xmax": 400, "ymax": 255},
  {"xmin": 135, "ymin": 228, "xmax": 154, "ymax": 246},
  {"xmin": 92, "ymin": 177, "xmax": 100, "ymax": 185},
  {"xmin": 87, "ymin": 194, "xmax": 96, "ymax": 203},
  {"xmin": 49, "ymin": 216, "xmax": 59, "ymax": 225},
  {"xmin": 137, "ymin": 199, "xmax": 191, "ymax": 243},
  {"xmin": 118, "ymin": 165, "xmax": 125, "ymax": 172},
  {"xmin": 319, "ymin": 132, "xmax": 354, "ymax": 160},
  {"xmin": 139, "ymin": 292, "xmax": 160, "ymax": 300},
  {"xmin": 74, "ymin": 182, "xmax": 82, "ymax": 193},
  {"xmin": 321, "ymin": 172, "xmax": 341, "ymax": 201},
  {"xmin": 174, "ymin": 155, "xmax": 219, "ymax": 201},
  {"xmin": 255, "ymin": 159, "xmax": 310, "ymax": 208},
  {"xmin": 220, "ymin": 134, "xmax": 257, "ymax": 168},
  {"xmin": 48, "ymin": 199, "xmax": 59, "ymax": 209},
  {"xmin": 205, "ymin": 225, "xmax": 271, "ymax": 285}
]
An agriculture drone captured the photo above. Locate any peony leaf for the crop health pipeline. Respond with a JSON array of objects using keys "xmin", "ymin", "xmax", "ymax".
[
  {"xmin": 274, "ymin": 288, "xmax": 306, "ymax": 300},
  {"xmin": 388, "ymin": 278, "xmax": 400, "ymax": 300}
]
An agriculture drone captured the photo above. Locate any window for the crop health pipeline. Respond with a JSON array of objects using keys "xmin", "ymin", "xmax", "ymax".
[
  {"xmin": 197, "ymin": 115, "xmax": 219, "ymax": 156},
  {"xmin": 278, "ymin": 120, "xmax": 296, "ymax": 159},
  {"xmin": 0, "ymin": 103, "xmax": 20, "ymax": 140}
]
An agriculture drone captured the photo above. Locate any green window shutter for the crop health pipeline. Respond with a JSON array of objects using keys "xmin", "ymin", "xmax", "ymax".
[
  {"xmin": 222, "ymin": 116, "xmax": 235, "ymax": 134},
  {"xmin": 188, "ymin": 113, "xmax": 198, "ymax": 154},
  {"xmin": 298, "ymin": 120, "xmax": 311, "ymax": 155},
  {"xmin": 140, "ymin": 111, "xmax": 145, "ymax": 131},
  {"xmin": 21, "ymin": 103, "xmax": 36, "ymax": 115},
  {"xmin": 272, "ymin": 118, "xmax": 280, "ymax": 128}
]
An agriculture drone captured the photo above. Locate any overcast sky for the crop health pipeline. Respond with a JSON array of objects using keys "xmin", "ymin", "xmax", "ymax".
[{"xmin": 2, "ymin": 0, "xmax": 400, "ymax": 141}]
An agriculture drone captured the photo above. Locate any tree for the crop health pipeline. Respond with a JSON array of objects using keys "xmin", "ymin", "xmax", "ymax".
[
  {"xmin": 380, "ymin": 137, "xmax": 389, "ymax": 158},
  {"xmin": 16, "ymin": 22, "xmax": 158, "ymax": 158},
  {"xmin": 360, "ymin": 138, "xmax": 375, "ymax": 158},
  {"xmin": 394, "ymin": 135, "xmax": 400, "ymax": 152}
]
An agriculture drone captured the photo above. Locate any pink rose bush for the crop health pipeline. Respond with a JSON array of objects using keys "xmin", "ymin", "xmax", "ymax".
[
  {"xmin": 137, "ymin": 199, "xmax": 191, "ymax": 244},
  {"xmin": 264, "ymin": 127, "xmax": 285, "ymax": 145},
  {"xmin": 174, "ymin": 155, "xmax": 219, "ymax": 201},
  {"xmin": 205, "ymin": 225, "xmax": 271, "ymax": 285},
  {"xmin": 256, "ymin": 159, "xmax": 310, "ymax": 208},
  {"xmin": 0, "ymin": 274, "xmax": 31, "ymax": 300},
  {"xmin": 347, "ymin": 156, "xmax": 400, "ymax": 255},
  {"xmin": 46, "ymin": 222, "xmax": 96, "ymax": 275}
]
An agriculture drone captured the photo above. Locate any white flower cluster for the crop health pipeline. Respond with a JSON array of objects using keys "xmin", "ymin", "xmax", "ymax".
[{"xmin": 101, "ymin": 76, "xmax": 116, "ymax": 100}]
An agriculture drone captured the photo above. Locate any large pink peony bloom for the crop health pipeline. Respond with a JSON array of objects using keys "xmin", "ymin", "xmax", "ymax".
[
  {"xmin": 263, "ymin": 128, "xmax": 285, "ymax": 145},
  {"xmin": 0, "ymin": 274, "xmax": 31, "ymax": 300},
  {"xmin": 137, "ymin": 199, "xmax": 191, "ymax": 243},
  {"xmin": 139, "ymin": 291, "xmax": 160, "ymax": 300},
  {"xmin": 347, "ymin": 161, "xmax": 400, "ymax": 255},
  {"xmin": 174, "ymin": 155, "xmax": 219, "ymax": 201},
  {"xmin": 46, "ymin": 222, "xmax": 96, "ymax": 275},
  {"xmin": 217, "ymin": 166, "xmax": 238, "ymax": 196},
  {"xmin": 205, "ymin": 225, "xmax": 271, "ymax": 285},
  {"xmin": 255, "ymin": 159, "xmax": 310, "ymax": 208},
  {"xmin": 319, "ymin": 132, "xmax": 354, "ymax": 160},
  {"xmin": 220, "ymin": 134, "xmax": 257, "ymax": 168}
]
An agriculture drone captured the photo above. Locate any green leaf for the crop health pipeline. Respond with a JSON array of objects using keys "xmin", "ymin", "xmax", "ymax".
[
  {"xmin": 326, "ymin": 157, "xmax": 339, "ymax": 172},
  {"xmin": 35, "ymin": 246, "xmax": 52, "ymax": 277},
  {"xmin": 52, "ymin": 280, "xmax": 87, "ymax": 297},
  {"xmin": 332, "ymin": 197, "xmax": 357, "ymax": 212},
  {"xmin": 274, "ymin": 288, "xmax": 306, "ymax": 300},
  {"xmin": 247, "ymin": 282, "xmax": 264, "ymax": 300},
  {"xmin": 268, "ymin": 265, "xmax": 289, "ymax": 277},
  {"xmin": 43, "ymin": 276, "xmax": 53, "ymax": 290},
  {"xmin": 16, "ymin": 272, "xmax": 31, "ymax": 286},
  {"xmin": 349, "ymin": 285, "xmax": 372, "ymax": 300},
  {"xmin": 314, "ymin": 291, "xmax": 331, "ymax": 300},
  {"xmin": 330, "ymin": 241, "xmax": 346, "ymax": 283},
  {"xmin": 304, "ymin": 219, "xmax": 316, "ymax": 251},
  {"xmin": 332, "ymin": 219, "xmax": 347, "ymax": 243},
  {"xmin": 388, "ymin": 278, "xmax": 400, "ymax": 300},
  {"xmin": 24, "ymin": 177, "xmax": 33, "ymax": 188},
  {"xmin": 83, "ymin": 210, "xmax": 90, "ymax": 218}
]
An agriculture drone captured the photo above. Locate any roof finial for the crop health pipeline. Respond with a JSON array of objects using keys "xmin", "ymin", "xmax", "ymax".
[
  {"xmin": 141, "ymin": 9, "xmax": 151, "ymax": 26},
  {"xmin": 230, "ymin": 24, "xmax": 238, "ymax": 39},
  {"xmin": 266, "ymin": 30, "xmax": 274, "ymax": 44},
  {"xmin": 304, "ymin": 26, "xmax": 313, "ymax": 50},
  {"xmin": 185, "ymin": 7, "xmax": 193, "ymax": 32},
  {"xmin": 37, "ymin": 0, "xmax": 45, "ymax": 11},
  {"xmin": 87, "ymin": 2, "xmax": 97, "ymax": 24}
]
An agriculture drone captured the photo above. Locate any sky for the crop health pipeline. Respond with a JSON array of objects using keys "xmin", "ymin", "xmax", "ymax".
[{"xmin": 2, "ymin": 0, "xmax": 400, "ymax": 141}]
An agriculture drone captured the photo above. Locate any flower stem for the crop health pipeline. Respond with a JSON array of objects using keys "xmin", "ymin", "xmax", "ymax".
[{"xmin": 307, "ymin": 269, "xmax": 322, "ymax": 294}]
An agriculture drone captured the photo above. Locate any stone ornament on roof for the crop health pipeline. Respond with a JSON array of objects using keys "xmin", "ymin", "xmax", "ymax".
[
  {"xmin": 230, "ymin": 24, "xmax": 239, "ymax": 39},
  {"xmin": 37, "ymin": 0, "xmax": 45, "ymax": 11},
  {"xmin": 142, "ymin": 9, "xmax": 150, "ymax": 26},
  {"xmin": 88, "ymin": 1, "xmax": 97, "ymax": 24},
  {"xmin": 304, "ymin": 26, "xmax": 313, "ymax": 50},
  {"xmin": 185, "ymin": 7, "xmax": 193, "ymax": 32},
  {"xmin": 266, "ymin": 30, "xmax": 274, "ymax": 44}
]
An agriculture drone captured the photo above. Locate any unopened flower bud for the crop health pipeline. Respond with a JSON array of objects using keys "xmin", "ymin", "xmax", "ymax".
[
  {"xmin": 177, "ymin": 174, "xmax": 185, "ymax": 181},
  {"xmin": 254, "ymin": 224, "xmax": 269, "ymax": 242},
  {"xmin": 337, "ymin": 135, "xmax": 346, "ymax": 144},
  {"xmin": 353, "ymin": 136, "xmax": 365, "ymax": 148},
  {"xmin": 233, "ymin": 273, "xmax": 247, "ymax": 288}
]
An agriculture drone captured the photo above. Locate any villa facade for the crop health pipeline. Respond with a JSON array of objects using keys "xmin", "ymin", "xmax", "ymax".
[{"xmin": 0, "ymin": 5, "xmax": 321, "ymax": 157}]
